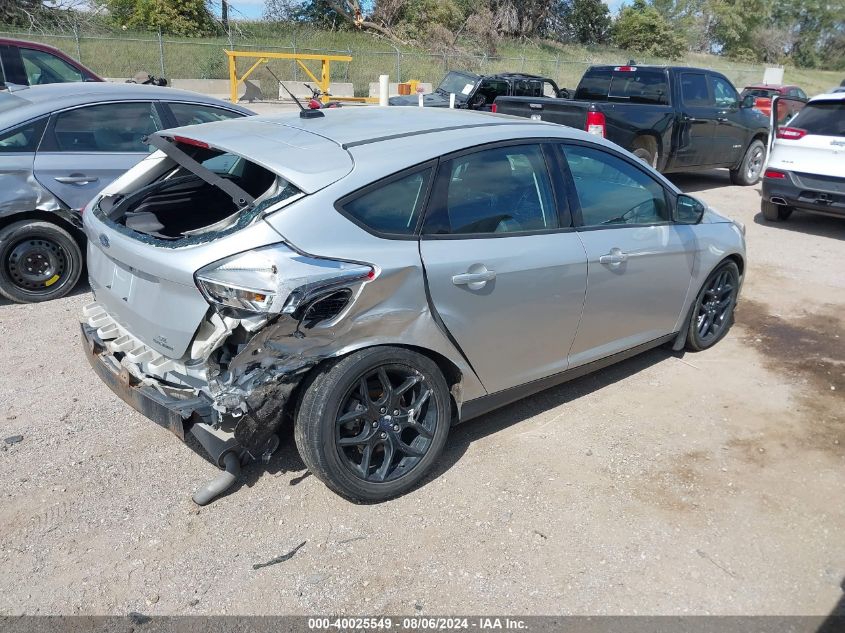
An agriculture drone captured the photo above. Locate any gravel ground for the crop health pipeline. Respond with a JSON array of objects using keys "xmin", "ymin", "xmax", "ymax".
[{"xmin": 0, "ymin": 168, "xmax": 843, "ymax": 616}]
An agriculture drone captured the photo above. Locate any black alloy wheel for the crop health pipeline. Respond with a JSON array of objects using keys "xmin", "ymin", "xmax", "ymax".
[
  {"xmin": 335, "ymin": 364, "xmax": 437, "ymax": 483},
  {"xmin": 295, "ymin": 347, "xmax": 451, "ymax": 502},
  {"xmin": 686, "ymin": 261, "xmax": 740, "ymax": 351}
]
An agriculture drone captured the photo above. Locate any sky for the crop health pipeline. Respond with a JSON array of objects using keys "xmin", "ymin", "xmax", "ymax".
[{"xmin": 222, "ymin": 0, "xmax": 627, "ymax": 21}]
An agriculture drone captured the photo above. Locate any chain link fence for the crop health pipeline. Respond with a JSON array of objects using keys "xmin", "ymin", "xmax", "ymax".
[{"xmin": 0, "ymin": 27, "xmax": 770, "ymax": 99}]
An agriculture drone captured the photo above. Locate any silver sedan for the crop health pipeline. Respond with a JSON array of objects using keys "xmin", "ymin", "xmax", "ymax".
[
  {"xmin": 79, "ymin": 107, "xmax": 746, "ymax": 504},
  {"xmin": 0, "ymin": 82, "xmax": 252, "ymax": 303}
]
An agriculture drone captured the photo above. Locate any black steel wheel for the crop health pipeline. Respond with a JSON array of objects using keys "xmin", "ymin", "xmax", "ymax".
[
  {"xmin": 0, "ymin": 220, "xmax": 83, "ymax": 304},
  {"xmin": 295, "ymin": 347, "xmax": 451, "ymax": 502},
  {"xmin": 685, "ymin": 261, "xmax": 740, "ymax": 351}
]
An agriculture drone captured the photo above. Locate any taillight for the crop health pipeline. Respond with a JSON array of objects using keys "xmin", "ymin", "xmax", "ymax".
[
  {"xmin": 777, "ymin": 127, "xmax": 806, "ymax": 140},
  {"xmin": 491, "ymin": 103, "xmax": 498, "ymax": 113},
  {"xmin": 586, "ymin": 110, "xmax": 606, "ymax": 137},
  {"xmin": 195, "ymin": 244, "xmax": 375, "ymax": 314},
  {"xmin": 171, "ymin": 135, "xmax": 210, "ymax": 149},
  {"xmin": 764, "ymin": 169, "xmax": 787, "ymax": 179}
]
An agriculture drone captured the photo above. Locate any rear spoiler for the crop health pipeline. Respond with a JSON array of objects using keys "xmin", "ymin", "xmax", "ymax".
[{"xmin": 144, "ymin": 133, "xmax": 255, "ymax": 208}]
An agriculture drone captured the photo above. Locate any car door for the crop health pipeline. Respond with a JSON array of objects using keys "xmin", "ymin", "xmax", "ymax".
[
  {"xmin": 673, "ymin": 71, "xmax": 717, "ymax": 167},
  {"xmin": 32, "ymin": 101, "xmax": 163, "ymax": 211},
  {"xmin": 559, "ymin": 142, "xmax": 694, "ymax": 367},
  {"xmin": 708, "ymin": 74, "xmax": 746, "ymax": 166},
  {"xmin": 419, "ymin": 142, "xmax": 588, "ymax": 394}
]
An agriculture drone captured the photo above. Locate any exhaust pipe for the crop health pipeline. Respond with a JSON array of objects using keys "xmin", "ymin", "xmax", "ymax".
[
  {"xmin": 189, "ymin": 421, "xmax": 243, "ymax": 505},
  {"xmin": 192, "ymin": 451, "xmax": 240, "ymax": 506},
  {"xmin": 771, "ymin": 197, "xmax": 788, "ymax": 206}
]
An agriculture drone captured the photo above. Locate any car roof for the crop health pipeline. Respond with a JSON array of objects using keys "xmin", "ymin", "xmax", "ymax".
[
  {"xmin": 744, "ymin": 84, "xmax": 798, "ymax": 91},
  {"xmin": 808, "ymin": 92, "xmax": 845, "ymax": 102},
  {"xmin": 0, "ymin": 38, "xmax": 101, "ymax": 79},
  {"xmin": 0, "ymin": 37, "xmax": 71, "ymax": 56},
  {"xmin": 0, "ymin": 83, "xmax": 253, "ymax": 129},
  {"xmin": 156, "ymin": 106, "xmax": 629, "ymax": 194}
]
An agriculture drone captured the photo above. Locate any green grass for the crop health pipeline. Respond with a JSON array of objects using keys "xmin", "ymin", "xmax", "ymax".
[{"xmin": 1, "ymin": 23, "xmax": 841, "ymax": 98}]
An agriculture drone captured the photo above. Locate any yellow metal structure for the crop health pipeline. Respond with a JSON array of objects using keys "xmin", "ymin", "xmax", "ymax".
[{"xmin": 224, "ymin": 49, "xmax": 353, "ymax": 104}]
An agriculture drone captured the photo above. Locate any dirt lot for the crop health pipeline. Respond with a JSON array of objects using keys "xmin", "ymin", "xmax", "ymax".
[{"xmin": 0, "ymin": 169, "xmax": 842, "ymax": 617}]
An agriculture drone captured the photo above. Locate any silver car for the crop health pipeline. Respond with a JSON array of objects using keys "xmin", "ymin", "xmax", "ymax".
[
  {"xmin": 0, "ymin": 83, "xmax": 252, "ymax": 303},
  {"xmin": 80, "ymin": 107, "xmax": 746, "ymax": 505}
]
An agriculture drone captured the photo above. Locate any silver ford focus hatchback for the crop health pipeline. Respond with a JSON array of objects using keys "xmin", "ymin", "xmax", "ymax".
[{"xmin": 80, "ymin": 107, "xmax": 746, "ymax": 504}]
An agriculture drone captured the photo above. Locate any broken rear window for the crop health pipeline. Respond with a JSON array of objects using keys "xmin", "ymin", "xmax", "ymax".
[{"xmin": 96, "ymin": 140, "xmax": 300, "ymax": 246}]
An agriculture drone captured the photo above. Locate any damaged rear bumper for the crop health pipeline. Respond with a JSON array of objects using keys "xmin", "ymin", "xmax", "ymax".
[
  {"xmin": 80, "ymin": 321, "xmax": 296, "ymax": 465},
  {"xmin": 80, "ymin": 322, "xmax": 212, "ymax": 439}
]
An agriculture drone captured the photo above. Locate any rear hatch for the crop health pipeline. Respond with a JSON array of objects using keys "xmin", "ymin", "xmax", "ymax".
[
  {"xmin": 770, "ymin": 98, "xmax": 845, "ymax": 179},
  {"xmin": 84, "ymin": 119, "xmax": 353, "ymax": 359}
]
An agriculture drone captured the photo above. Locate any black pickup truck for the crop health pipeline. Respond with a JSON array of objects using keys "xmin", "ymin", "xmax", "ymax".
[{"xmin": 494, "ymin": 65, "xmax": 771, "ymax": 185}]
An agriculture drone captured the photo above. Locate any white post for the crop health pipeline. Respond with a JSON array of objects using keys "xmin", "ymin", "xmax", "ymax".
[
  {"xmin": 418, "ymin": 92, "xmax": 424, "ymax": 107},
  {"xmin": 378, "ymin": 74, "xmax": 389, "ymax": 107},
  {"xmin": 449, "ymin": 93, "xmax": 455, "ymax": 108}
]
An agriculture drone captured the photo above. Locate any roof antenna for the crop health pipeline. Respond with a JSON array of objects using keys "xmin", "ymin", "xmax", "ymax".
[{"xmin": 266, "ymin": 66, "xmax": 324, "ymax": 119}]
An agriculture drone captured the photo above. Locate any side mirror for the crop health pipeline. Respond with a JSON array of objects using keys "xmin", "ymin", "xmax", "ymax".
[
  {"xmin": 675, "ymin": 194, "xmax": 705, "ymax": 224},
  {"xmin": 557, "ymin": 88, "xmax": 571, "ymax": 99},
  {"xmin": 741, "ymin": 94, "xmax": 755, "ymax": 109}
]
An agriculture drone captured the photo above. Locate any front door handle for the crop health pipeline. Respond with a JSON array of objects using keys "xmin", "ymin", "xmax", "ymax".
[
  {"xmin": 452, "ymin": 268, "xmax": 496, "ymax": 290},
  {"xmin": 716, "ymin": 114, "xmax": 729, "ymax": 122},
  {"xmin": 599, "ymin": 249, "xmax": 628, "ymax": 265},
  {"xmin": 54, "ymin": 174, "xmax": 99, "ymax": 185}
]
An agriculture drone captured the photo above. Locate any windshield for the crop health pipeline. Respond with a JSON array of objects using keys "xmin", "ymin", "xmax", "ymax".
[
  {"xmin": 788, "ymin": 101, "xmax": 845, "ymax": 137},
  {"xmin": 437, "ymin": 72, "xmax": 479, "ymax": 99}
]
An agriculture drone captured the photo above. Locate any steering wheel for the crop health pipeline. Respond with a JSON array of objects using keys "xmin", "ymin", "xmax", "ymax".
[{"xmin": 603, "ymin": 200, "xmax": 656, "ymax": 225}]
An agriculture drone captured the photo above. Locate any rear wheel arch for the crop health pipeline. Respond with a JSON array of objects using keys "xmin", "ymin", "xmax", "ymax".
[
  {"xmin": 287, "ymin": 343, "xmax": 465, "ymax": 428},
  {"xmin": 631, "ymin": 134, "xmax": 660, "ymax": 169},
  {"xmin": 0, "ymin": 210, "xmax": 85, "ymax": 250}
]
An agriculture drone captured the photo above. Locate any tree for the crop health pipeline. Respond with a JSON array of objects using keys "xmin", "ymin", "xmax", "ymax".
[
  {"xmin": 550, "ymin": 0, "xmax": 610, "ymax": 45},
  {"xmin": 98, "ymin": 0, "xmax": 218, "ymax": 36},
  {"xmin": 611, "ymin": 0, "xmax": 686, "ymax": 58}
]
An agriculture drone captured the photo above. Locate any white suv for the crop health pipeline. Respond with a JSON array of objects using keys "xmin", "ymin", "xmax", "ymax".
[{"xmin": 761, "ymin": 92, "xmax": 845, "ymax": 221}]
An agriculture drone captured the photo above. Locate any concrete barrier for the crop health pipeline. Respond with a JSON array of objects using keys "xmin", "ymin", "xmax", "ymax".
[
  {"xmin": 278, "ymin": 81, "xmax": 354, "ymax": 100},
  {"xmin": 368, "ymin": 82, "xmax": 433, "ymax": 97}
]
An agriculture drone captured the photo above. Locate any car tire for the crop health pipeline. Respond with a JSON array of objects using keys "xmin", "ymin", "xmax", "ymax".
[
  {"xmin": 761, "ymin": 199, "xmax": 793, "ymax": 221},
  {"xmin": 294, "ymin": 346, "xmax": 451, "ymax": 502},
  {"xmin": 0, "ymin": 220, "xmax": 83, "ymax": 304},
  {"xmin": 730, "ymin": 140, "xmax": 766, "ymax": 186},
  {"xmin": 685, "ymin": 260, "xmax": 741, "ymax": 352}
]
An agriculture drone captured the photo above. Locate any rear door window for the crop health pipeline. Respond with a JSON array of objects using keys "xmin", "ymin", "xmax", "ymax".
[
  {"xmin": 788, "ymin": 101, "xmax": 845, "ymax": 137},
  {"xmin": 0, "ymin": 117, "xmax": 47, "ymax": 152},
  {"xmin": 423, "ymin": 144, "xmax": 558, "ymax": 235},
  {"xmin": 680, "ymin": 73, "xmax": 711, "ymax": 107},
  {"xmin": 340, "ymin": 167, "xmax": 433, "ymax": 236},
  {"xmin": 20, "ymin": 47, "xmax": 83, "ymax": 84},
  {"xmin": 51, "ymin": 102, "xmax": 162, "ymax": 152}
]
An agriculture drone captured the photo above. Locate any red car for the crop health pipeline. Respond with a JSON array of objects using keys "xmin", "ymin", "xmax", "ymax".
[
  {"xmin": 740, "ymin": 84, "xmax": 807, "ymax": 121},
  {"xmin": 0, "ymin": 38, "xmax": 102, "ymax": 88}
]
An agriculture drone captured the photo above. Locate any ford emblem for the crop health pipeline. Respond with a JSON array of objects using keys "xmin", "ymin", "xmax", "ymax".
[{"xmin": 99, "ymin": 233, "xmax": 110, "ymax": 248}]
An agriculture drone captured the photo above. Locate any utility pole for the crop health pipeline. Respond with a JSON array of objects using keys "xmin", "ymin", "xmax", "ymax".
[{"xmin": 221, "ymin": 0, "xmax": 229, "ymax": 30}]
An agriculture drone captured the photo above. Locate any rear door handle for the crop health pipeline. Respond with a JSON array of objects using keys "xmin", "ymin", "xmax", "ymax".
[
  {"xmin": 452, "ymin": 268, "xmax": 496, "ymax": 290},
  {"xmin": 54, "ymin": 175, "xmax": 98, "ymax": 185},
  {"xmin": 599, "ymin": 249, "xmax": 628, "ymax": 265}
]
